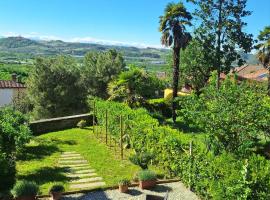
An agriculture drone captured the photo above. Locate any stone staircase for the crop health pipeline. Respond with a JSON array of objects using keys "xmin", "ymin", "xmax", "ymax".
[{"xmin": 59, "ymin": 152, "xmax": 106, "ymax": 190}]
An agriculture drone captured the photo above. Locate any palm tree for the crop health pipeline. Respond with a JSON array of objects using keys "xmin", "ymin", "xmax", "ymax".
[
  {"xmin": 256, "ymin": 26, "xmax": 270, "ymax": 95},
  {"xmin": 159, "ymin": 2, "xmax": 192, "ymax": 123}
]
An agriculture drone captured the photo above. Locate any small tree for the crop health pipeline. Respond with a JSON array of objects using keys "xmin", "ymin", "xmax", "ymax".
[
  {"xmin": 256, "ymin": 26, "xmax": 270, "ymax": 95},
  {"xmin": 0, "ymin": 107, "xmax": 31, "ymax": 192}
]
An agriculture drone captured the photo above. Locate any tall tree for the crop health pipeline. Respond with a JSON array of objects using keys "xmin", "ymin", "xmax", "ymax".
[
  {"xmin": 181, "ymin": 39, "xmax": 215, "ymax": 94},
  {"xmin": 27, "ymin": 56, "xmax": 86, "ymax": 119},
  {"xmin": 159, "ymin": 2, "xmax": 192, "ymax": 123},
  {"xmin": 256, "ymin": 26, "xmax": 270, "ymax": 95},
  {"xmin": 81, "ymin": 49, "xmax": 125, "ymax": 99},
  {"xmin": 189, "ymin": 0, "xmax": 253, "ymax": 88}
]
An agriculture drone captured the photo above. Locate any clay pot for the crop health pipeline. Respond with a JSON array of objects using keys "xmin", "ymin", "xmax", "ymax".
[
  {"xmin": 119, "ymin": 185, "xmax": 129, "ymax": 193},
  {"xmin": 50, "ymin": 192, "xmax": 62, "ymax": 200},
  {"xmin": 17, "ymin": 196, "xmax": 36, "ymax": 200},
  {"xmin": 139, "ymin": 180, "xmax": 156, "ymax": 189}
]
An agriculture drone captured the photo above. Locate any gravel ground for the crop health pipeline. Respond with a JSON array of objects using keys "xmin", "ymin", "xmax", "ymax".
[{"xmin": 63, "ymin": 182, "xmax": 199, "ymax": 200}]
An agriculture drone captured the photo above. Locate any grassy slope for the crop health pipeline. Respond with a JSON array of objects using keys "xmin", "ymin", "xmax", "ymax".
[{"xmin": 16, "ymin": 128, "xmax": 140, "ymax": 194}]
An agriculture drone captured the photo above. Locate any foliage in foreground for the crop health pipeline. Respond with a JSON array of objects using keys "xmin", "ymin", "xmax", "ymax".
[
  {"xmin": 0, "ymin": 107, "xmax": 32, "ymax": 192},
  {"xmin": 180, "ymin": 72, "xmax": 270, "ymax": 156},
  {"xmin": 91, "ymin": 99, "xmax": 270, "ymax": 199}
]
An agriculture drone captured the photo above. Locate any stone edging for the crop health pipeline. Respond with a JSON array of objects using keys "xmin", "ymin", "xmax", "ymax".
[{"xmin": 37, "ymin": 179, "xmax": 180, "ymax": 198}]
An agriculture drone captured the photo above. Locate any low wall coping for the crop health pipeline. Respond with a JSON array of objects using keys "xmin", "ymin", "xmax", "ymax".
[{"xmin": 30, "ymin": 113, "xmax": 91, "ymax": 124}]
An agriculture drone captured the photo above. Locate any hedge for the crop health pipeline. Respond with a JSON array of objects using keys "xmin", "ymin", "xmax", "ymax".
[{"xmin": 89, "ymin": 99, "xmax": 270, "ymax": 199}]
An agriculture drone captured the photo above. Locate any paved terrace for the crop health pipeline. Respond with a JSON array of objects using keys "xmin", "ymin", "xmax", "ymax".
[{"xmin": 62, "ymin": 182, "xmax": 199, "ymax": 200}]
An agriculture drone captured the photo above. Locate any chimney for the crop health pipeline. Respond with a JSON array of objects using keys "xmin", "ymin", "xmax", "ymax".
[{"xmin": 12, "ymin": 73, "xmax": 17, "ymax": 82}]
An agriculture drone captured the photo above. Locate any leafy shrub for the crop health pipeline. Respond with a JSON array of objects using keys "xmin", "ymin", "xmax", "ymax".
[
  {"xmin": 77, "ymin": 120, "xmax": 87, "ymax": 129},
  {"xmin": 118, "ymin": 178, "xmax": 130, "ymax": 186},
  {"xmin": 143, "ymin": 98, "xmax": 172, "ymax": 119},
  {"xmin": 0, "ymin": 107, "xmax": 32, "ymax": 192},
  {"xmin": 49, "ymin": 184, "xmax": 65, "ymax": 194},
  {"xmin": 138, "ymin": 170, "xmax": 157, "ymax": 181},
  {"xmin": 129, "ymin": 152, "xmax": 153, "ymax": 169},
  {"xmin": 11, "ymin": 181, "xmax": 39, "ymax": 198}
]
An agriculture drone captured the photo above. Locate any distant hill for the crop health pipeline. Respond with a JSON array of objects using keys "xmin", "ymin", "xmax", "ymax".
[
  {"xmin": 0, "ymin": 37, "xmax": 168, "ymax": 60},
  {"xmin": 0, "ymin": 36, "xmax": 258, "ymax": 66}
]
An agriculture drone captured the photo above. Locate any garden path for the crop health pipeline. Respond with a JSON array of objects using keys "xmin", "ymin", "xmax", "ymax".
[{"xmin": 59, "ymin": 151, "xmax": 106, "ymax": 190}]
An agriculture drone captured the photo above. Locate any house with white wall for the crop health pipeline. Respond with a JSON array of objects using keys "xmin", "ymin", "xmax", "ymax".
[{"xmin": 0, "ymin": 74, "xmax": 26, "ymax": 107}]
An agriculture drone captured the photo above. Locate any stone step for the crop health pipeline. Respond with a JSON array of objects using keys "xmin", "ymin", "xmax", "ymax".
[
  {"xmin": 59, "ymin": 163, "xmax": 90, "ymax": 167},
  {"xmin": 60, "ymin": 154, "xmax": 81, "ymax": 157},
  {"xmin": 62, "ymin": 151, "xmax": 77, "ymax": 154},
  {"xmin": 69, "ymin": 166, "xmax": 93, "ymax": 171},
  {"xmin": 66, "ymin": 173, "xmax": 97, "ymax": 178},
  {"xmin": 59, "ymin": 160, "xmax": 88, "ymax": 164},
  {"xmin": 59, "ymin": 156, "xmax": 83, "ymax": 160},
  {"xmin": 73, "ymin": 169, "xmax": 95, "ymax": 174},
  {"xmin": 69, "ymin": 182, "xmax": 106, "ymax": 189},
  {"xmin": 70, "ymin": 177, "xmax": 103, "ymax": 184}
]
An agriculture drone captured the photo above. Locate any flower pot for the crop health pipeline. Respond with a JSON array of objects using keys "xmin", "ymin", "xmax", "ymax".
[
  {"xmin": 119, "ymin": 185, "xmax": 129, "ymax": 193},
  {"xmin": 17, "ymin": 195, "xmax": 36, "ymax": 200},
  {"xmin": 139, "ymin": 180, "xmax": 156, "ymax": 189},
  {"xmin": 50, "ymin": 192, "xmax": 62, "ymax": 200}
]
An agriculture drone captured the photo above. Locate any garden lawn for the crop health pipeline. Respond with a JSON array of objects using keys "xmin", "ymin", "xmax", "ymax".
[{"xmin": 16, "ymin": 128, "xmax": 140, "ymax": 195}]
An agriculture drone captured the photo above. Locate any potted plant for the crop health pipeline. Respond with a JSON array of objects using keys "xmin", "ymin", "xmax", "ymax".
[
  {"xmin": 49, "ymin": 184, "xmax": 65, "ymax": 200},
  {"xmin": 11, "ymin": 181, "xmax": 39, "ymax": 200},
  {"xmin": 118, "ymin": 178, "xmax": 130, "ymax": 193},
  {"xmin": 138, "ymin": 170, "xmax": 157, "ymax": 189}
]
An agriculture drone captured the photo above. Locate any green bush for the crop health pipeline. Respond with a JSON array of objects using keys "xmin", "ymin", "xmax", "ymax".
[
  {"xmin": 138, "ymin": 170, "xmax": 157, "ymax": 181},
  {"xmin": 0, "ymin": 107, "xmax": 32, "ymax": 192},
  {"xmin": 77, "ymin": 120, "xmax": 87, "ymax": 129},
  {"xmin": 143, "ymin": 98, "xmax": 172, "ymax": 119},
  {"xmin": 11, "ymin": 181, "xmax": 39, "ymax": 198}
]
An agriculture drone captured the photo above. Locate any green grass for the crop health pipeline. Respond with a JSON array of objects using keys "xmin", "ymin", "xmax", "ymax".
[{"xmin": 16, "ymin": 128, "xmax": 140, "ymax": 194}]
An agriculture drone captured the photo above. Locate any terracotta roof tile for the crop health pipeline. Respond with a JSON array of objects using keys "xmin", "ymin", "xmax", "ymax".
[{"xmin": 0, "ymin": 80, "xmax": 26, "ymax": 89}]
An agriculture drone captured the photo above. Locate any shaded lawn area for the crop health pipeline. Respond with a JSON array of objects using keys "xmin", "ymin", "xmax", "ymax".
[{"xmin": 16, "ymin": 128, "xmax": 140, "ymax": 194}]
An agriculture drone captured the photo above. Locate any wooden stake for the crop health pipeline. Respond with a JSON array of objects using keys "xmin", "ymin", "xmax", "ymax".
[
  {"xmin": 120, "ymin": 115, "xmax": 123, "ymax": 160},
  {"xmin": 105, "ymin": 110, "xmax": 108, "ymax": 145},
  {"xmin": 189, "ymin": 140, "xmax": 193, "ymax": 190},
  {"xmin": 93, "ymin": 101, "xmax": 95, "ymax": 135}
]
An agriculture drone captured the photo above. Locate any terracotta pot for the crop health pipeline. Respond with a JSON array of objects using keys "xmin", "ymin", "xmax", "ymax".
[
  {"xmin": 17, "ymin": 195, "xmax": 36, "ymax": 200},
  {"xmin": 50, "ymin": 192, "xmax": 63, "ymax": 200},
  {"xmin": 139, "ymin": 180, "xmax": 156, "ymax": 189},
  {"xmin": 119, "ymin": 185, "xmax": 129, "ymax": 193}
]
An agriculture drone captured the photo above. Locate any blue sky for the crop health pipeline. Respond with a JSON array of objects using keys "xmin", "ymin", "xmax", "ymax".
[{"xmin": 0, "ymin": 0, "xmax": 269, "ymax": 47}]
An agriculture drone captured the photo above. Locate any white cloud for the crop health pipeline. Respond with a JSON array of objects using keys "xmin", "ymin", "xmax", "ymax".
[{"xmin": 0, "ymin": 32, "xmax": 164, "ymax": 49}]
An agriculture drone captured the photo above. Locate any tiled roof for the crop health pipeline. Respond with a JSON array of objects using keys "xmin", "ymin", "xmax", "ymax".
[{"xmin": 0, "ymin": 80, "xmax": 26, "ymax": 89}]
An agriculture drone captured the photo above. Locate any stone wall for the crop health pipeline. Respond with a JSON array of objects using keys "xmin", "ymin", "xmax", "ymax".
[{"xmin": 30, "ymin": 113, "xmax": 93, "ymax": 135}]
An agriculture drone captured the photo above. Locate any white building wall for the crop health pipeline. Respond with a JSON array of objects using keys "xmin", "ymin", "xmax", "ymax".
[{"xmin": 0, "ymin": 89, "xmax": 14, "ymax": 107}]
